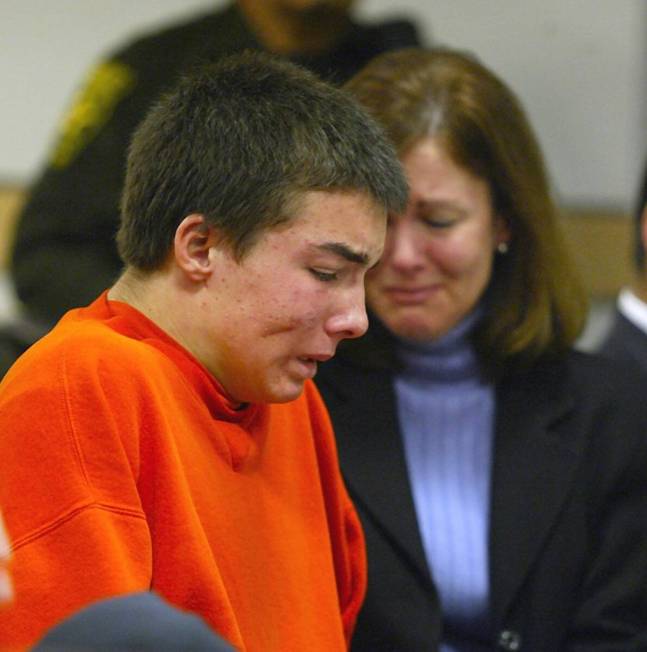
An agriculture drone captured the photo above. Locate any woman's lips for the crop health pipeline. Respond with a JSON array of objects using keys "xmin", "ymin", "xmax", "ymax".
[{"xmin": 383, "ymin": 284, "xmax": 440, "ymax": 305}]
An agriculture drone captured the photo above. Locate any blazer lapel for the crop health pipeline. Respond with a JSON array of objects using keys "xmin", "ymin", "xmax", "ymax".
[
  {"xmin": 607, "ymin": 311, "xmax": 647, "ymax": 376},
  {"xmin": 489, "ymin": 360, "xmax": 580, "ymax": 626},
  {"xmin": 321, "ymin": 361, "xmax": 432, "ymax": 586}
]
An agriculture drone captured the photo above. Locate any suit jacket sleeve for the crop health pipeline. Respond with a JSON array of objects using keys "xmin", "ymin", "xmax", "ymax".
[{"xmin": 566, "ymin": 375, "xmax": 647, "ymax": 650}]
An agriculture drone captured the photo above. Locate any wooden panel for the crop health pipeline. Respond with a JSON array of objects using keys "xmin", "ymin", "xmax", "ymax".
[{"xmin": 559, "ymin": 208, "xmax": 633, "ymax": 298}]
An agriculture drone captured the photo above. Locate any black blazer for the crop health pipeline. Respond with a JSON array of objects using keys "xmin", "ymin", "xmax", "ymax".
[
  {"xmin": 598, "ymin": 309, "xmax": 647, "ymax": 377},
  {"xmin": 317, "ymin": 335, "xmax": 647, "ymax": 651}
]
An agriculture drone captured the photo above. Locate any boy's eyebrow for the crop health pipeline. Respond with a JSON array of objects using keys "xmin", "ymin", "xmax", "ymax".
[{"xmin": 315, "ymin": 242, "xmax": 370, "ymax": 266}]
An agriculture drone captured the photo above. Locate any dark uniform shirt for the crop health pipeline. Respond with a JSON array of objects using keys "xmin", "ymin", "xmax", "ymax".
[{"xmin": 10, "ymin": 2, "xmax": 422, "ymax": 326}]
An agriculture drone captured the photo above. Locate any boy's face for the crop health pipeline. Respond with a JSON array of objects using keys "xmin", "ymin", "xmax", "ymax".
[
  {"xmin": 195, "ymin": 191, "xmax": 386, "ymax": 403},
  {"xmin": 201, "ymin": 189, "xmax": 385, "ymax": 404}
]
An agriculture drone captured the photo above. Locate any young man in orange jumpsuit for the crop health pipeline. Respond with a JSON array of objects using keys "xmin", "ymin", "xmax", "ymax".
[{"xmin": 0, "ymin": 51, "xmax": 407, "ymax": 650}]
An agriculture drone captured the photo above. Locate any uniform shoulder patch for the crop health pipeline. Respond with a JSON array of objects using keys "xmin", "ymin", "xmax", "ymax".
[{"xmin": 50, "ymin": 60, "xmax": 136, "ymax": 169}]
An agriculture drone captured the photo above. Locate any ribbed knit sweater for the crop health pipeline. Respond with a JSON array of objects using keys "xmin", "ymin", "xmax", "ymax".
[{"xmin": 395, "ymin": 311, "xmax": 493, "ymax": 650}]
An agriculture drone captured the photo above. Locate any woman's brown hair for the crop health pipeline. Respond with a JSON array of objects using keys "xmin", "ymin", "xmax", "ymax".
[{"xmin": 345, "ymin": 47, "xmax": 587, "ymax": 373}]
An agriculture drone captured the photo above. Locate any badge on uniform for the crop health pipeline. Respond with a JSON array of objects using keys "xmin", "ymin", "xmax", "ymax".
[{"xmin": 50, "ymin": 60, "xmax": 135, "ymax": 169}]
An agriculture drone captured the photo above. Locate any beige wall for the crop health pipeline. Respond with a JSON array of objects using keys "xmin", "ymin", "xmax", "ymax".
[
  {"xmin": 3, "ymin": 2, "xmax": 645, "ymax": 208},
  {"xmin": 560, "ymin": 208, "xmax": 634, "ymax": 298}
]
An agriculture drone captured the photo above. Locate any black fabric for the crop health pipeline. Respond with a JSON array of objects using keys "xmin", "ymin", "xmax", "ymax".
[
  {"xmin": 32, "ymin": 591, "xmax": 234, "ymax": 651},
  {"xmin": 10, "ymin": 2, "xmax": 422, "ymax": 328},
  {"xmin": 598, "ymin": 308, "xmax": 647, "ymax": 377},
  {"xmin": 316, "ymin": 336, "xmax": 647, "ymax": 651},
  {"xmin": 0, "ymin": 316, "xmax": 49, "ymax": 378}
]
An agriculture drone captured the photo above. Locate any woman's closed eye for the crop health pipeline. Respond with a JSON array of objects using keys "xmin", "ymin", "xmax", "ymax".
[{"xmin": 421, "ymin": 215, "xmax": 457, "ymax": 229}]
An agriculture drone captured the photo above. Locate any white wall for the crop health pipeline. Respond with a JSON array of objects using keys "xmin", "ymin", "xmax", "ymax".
[
  {"xmin": 357, "ymin": 0, "xmax": 647, "ymax": 210},
  {"xmin": 1, "ymin": 0, "xmax": 645, "ymax": 209}
]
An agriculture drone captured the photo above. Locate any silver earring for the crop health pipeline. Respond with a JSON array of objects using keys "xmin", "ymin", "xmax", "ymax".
[{"xmin": 497, "ymin": 242, "xmax": 509, "ymax": 254}]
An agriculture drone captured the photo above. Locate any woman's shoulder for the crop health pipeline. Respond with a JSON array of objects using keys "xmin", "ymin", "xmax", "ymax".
[
  {"xmin": 502, "ymin": 348, "xmax": 647, "ymax": 447},
  {"xmin": 498, "ymin": 350, "xmax": 647, "ymax": 484},
  {"xmin": 506, "ymin": 347, "xmax": 645, "ymax": 396},
  {"xmin": 560, "ymin": 347, "xmax": 646, "ymax": 396}
]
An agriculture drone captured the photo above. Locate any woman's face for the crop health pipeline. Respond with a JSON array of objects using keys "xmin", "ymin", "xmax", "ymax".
[{"xmin": 366, "ymin": 137, "xmax": 509, "ymax": 341}]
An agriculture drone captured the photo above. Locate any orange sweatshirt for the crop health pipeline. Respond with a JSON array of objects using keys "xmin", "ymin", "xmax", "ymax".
[{"xmin": 0, "ymin": 293, "xmax": 366, "ymax": 650}]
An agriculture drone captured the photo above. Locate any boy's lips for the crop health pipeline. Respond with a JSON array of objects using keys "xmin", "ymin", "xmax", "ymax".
[{"xmin": 293, "ymin": 353, "xmax": 334, "ymax": 379}]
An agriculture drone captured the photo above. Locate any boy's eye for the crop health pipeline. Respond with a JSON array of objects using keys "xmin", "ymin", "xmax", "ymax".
[{"xmin": 310, "ymin": 269, "xmax": 338, "ymax": 282}]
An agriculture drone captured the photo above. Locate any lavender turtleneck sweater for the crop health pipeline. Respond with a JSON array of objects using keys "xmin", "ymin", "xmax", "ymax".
[{"xmin": 394, "ymin": 310, "xmax": 494, "ymax": 651}]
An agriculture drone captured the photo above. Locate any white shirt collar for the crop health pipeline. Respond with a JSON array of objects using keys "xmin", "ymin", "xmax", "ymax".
[{"xmin": 618, "ymin": 287, "xmax": 647, "ymax": 335}]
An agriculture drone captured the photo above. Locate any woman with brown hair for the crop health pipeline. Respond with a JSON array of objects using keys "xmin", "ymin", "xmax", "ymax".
[{"xmin": 316, "ymin": 47, "xmax": 647, "ymax": 651}]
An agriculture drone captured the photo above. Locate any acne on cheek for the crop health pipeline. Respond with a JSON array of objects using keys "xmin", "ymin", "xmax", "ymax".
[
  {"xmin": 290, "ymin": 292, "xmax": 320, "ymax": 323},
  {"xmin": 255, "ymin": 292, "xmax": 317, "ymax": 337},
  {"xmin": 288, "ymin": 287, "xmax": 326, "ymax": 326}
]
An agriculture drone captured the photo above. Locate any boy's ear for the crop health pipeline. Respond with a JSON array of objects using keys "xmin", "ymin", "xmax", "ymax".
[{"xmin": 173, "ymin": 214, "xmax": 220, "ymax": 281}]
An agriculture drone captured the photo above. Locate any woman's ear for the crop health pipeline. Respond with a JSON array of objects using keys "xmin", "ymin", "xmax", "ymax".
[
  {"xmin": 173, "ymin": 214, "xmax": 219, "ymax": 282},
  {"xmin": 494, "ymin": 214, "xmax": 511, "ymax": 251}
]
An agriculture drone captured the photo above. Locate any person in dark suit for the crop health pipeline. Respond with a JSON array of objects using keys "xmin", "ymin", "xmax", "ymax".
[
  {"xmin": 316, "ymin": 47, "xmax": 647, "ymax": 651},
  {"xmin": 598, "ymin": 161, "xmax": 647, "ymax": 374}
]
